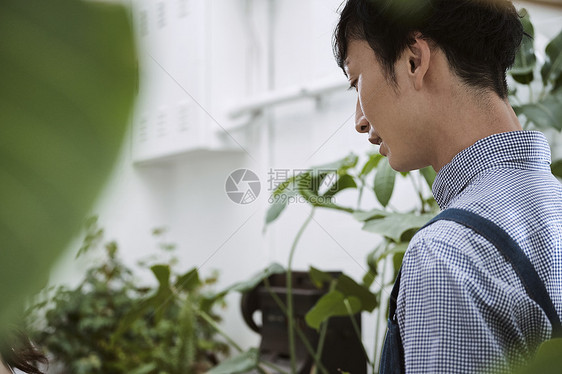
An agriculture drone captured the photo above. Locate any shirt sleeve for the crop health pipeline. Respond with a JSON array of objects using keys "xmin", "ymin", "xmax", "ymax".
[{"xmin": 395, "ymin": 222, "xmax": 547, "ymax": 374}]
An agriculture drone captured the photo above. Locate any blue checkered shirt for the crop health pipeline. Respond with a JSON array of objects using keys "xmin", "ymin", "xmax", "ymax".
[{"xmin": 396, "ymin": 131, "xmax": 562, "ymax": 373}]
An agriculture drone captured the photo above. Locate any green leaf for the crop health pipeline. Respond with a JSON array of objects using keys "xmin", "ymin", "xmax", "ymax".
[
  {"xmin": 309, "ymin": 267, "xmax": 336, "ymax": 288},
  {"xmin": 335, "ymin": 274, "xmax": 378, "ymax": 312},
  {"xmin": 516, "ymin": 90, "xmax": 562, "ymax": 130},
  {"xmin": 515, "ymin": 339, "xmax": 562, "ymax": 374},
  {"xmin": 376, "ymin": 242, "xmax": 409, "ymax": 265},
  {"xmin": 226, "ymin": 263, "xmax": 285, "ymax": 294},
  {"xmin": 305, "ymin": 290, "xmax": 361, "ymax": 330},
  {"xmin": 510, "ymin": 9, "xmax": 535, "ymax": 84},
  {"xmin": 207, "ymin": 348, "xmax": 260, "ymax": 374},
  {"xmin": 551, "ymin": 159, "xmax": 562, "ymax": 179},
  {"xmin": 420, "ymin": 166, "xmax": 437, "ymax": 188},
  {"xmin": 393, "ymin": 251, "xmax": 405, "ymax": 276},
  {"xmin": 322, "ymin": 174, "xmax": 358, "ymax": 199},
  {"xmin": 352, "ymin": 209, "xmax": 389, "ymax": 222},
  {"xmin": 151, "ymin": 265, "xmax": 171, "ymax": 290},
  {"xmin": 174, "ymin": 268, "xmax": 201, "ymax": 292},
  {"xmin": 541, "ymin": 30, "xmax": 562, "ymax": 86},
  {"xmin": 359, "ymin": 153, "xmax": 383, "ymax": 177},
  {"xmin": 374, "ymin": 158, "xmax": 396, "ymax": 207},
  {"xmin": 0, "ymin": 0, "xmax": 136, "ymax": 325},
  {"xmin": 310, "ymin": 153, "xmax": 359, "ymax": 176},
  {"xmin": 362, "ymin": 213, "xmax": 435, "ymax": 242},
  {"xmin": 365, "ymin": 241, "xmax": 388, "ymax": 285},
  {"xmin": 265, "ymin": 188, "xmax": 297, "ymax": 225}
]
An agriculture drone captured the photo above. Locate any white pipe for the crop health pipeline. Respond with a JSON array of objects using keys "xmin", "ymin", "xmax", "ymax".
[{"xmin": 227, "ymin": 77, "xmax": 348, "ymax": 119}]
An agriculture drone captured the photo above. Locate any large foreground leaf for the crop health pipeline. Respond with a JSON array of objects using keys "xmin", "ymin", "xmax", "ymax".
[{"xmin": 0, "ymin": 0, "xmax": 137, "ymax": 325}]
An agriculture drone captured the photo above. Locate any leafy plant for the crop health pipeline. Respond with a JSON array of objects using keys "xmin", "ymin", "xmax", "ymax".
[
  {"xmin": 510, "ymin": 10, "xmax": 562, "ymax": 141},
  {"xmin": 26, "ymin": 218, "xmax": 228, "ymax": 374}
]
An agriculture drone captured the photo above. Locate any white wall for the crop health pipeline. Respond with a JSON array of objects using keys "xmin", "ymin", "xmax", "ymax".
[{"xmin": 50, "ymin": 0, "xmax": 562, "ymax": 370}]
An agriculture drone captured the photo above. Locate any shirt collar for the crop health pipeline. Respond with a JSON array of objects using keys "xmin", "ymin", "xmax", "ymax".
[{"xmin": 432, "ymin": 131, "xmax": 552, "ymax": 209}]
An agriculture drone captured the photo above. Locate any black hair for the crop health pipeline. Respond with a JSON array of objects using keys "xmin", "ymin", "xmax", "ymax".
[
  {"xmin": 0, "ymin": 328, "xmax": 47, "ymax": 374},
  {"xmin": 334, "ymin": 0, "xmax": 523, "ymax": 98}
]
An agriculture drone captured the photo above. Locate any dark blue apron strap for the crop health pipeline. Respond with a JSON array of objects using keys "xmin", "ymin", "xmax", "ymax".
[{"xmin": 427, "ymin": 208, "xmax": 562, "ymax": 338}]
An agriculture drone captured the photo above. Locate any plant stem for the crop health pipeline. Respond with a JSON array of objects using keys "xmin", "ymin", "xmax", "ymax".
[
  {"xmin": 316, "ymin": 319, "xmax": 329, "ymax": 361},
  {"xmin": 200, "ymin": 308, "xmax": 288, "ymax": 374},
  {"xmin": 528, "ymin": 83, "xmax": 534, "ymax": 103},
  {"xmin": 198, "ymin": 309, "xmax": 244, "ymax": 353},
  {"xmin": 373, "ymin": 260, "xmax": 388, "ymax": 371},
  {"xmin": 264, "ymin": 276, "xmax": 329, "ymax": 374},
  {"xmin": 343, "ymin": 299, "xmax": 372, "ymax": 366},
  {"xmin": 261, "ymin": 359, "xmax": 290, "ymax": 374},
  {"xmin": 409, "ymin": 173, "xmax": 425, "ymax": 213},
  {"xmin": 286, "ymin": 208, "xmax": 315, "ymax": 374},
  {"xmin": 356, "ymin": 178, "xmax": 365, "ymax": 210}
]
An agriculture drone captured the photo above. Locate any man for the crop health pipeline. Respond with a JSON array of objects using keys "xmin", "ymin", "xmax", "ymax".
[{"xmin": 334, "ymin": 0, "xmax": 562, "ymax": 373}]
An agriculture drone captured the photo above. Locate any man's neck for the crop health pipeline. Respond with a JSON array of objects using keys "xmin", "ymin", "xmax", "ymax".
[{"xmin": 430, "ymin": 91, "xmax": 522, "ymax": 172}]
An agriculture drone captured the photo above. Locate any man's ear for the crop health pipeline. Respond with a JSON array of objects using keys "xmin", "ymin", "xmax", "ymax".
[{"xmin": 405, "ymin": 33, "xmax": 431, "ymax": 90}]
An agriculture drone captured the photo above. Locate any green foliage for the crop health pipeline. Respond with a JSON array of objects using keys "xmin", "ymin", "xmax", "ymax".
[
  {"xmin": 305, "ymin": 269, "xmax": 378, "ymax": 330},
  {"xmin": 510, "ymin": 11, "xmax": 562, "ymax": 134},
  {"xmin": 206, "ymin": 348, "xmax": 260, "ymax": 374},
  {"xmin": 27, "ymin": 219, "xmax": 228, "ymax": 374},
  {"xmin": 374, "ymin": 158, "xmax": 396, "ymax": 207},
  {"xmin": 511, "ymin": 10, "xmax": 536, "ymax": 84},
  {"xmin": 0, "ymin": 0, "xmax": 137, "ymax": 327},
  {"xmin": 305, "ymin": 290, "xmax": 362, "ymax": 330}
]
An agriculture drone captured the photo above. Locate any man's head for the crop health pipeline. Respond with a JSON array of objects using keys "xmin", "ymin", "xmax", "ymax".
[
  {"xmin": 334, "ymin": 0, "xmax": 523, "ymax": 98},
  {"xmin": 335, "ymin": 0, "xmax": 524, "ymax": 172}
]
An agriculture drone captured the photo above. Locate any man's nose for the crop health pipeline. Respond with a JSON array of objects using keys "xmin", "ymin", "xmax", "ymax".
[{"xmin": 355, "ymin": 99, "xmax": 370, "ymax": 133}]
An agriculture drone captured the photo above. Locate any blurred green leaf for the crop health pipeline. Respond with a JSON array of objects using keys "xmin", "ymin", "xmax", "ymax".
[
  {"xmin": 226, "ymin": 263, "xmax": 285, "ymax": 294},
  {"xmin": 551, "ymin": 159, "xmax": 562, "ymax": 179},
  {"xmin": 310, "ymin": 153, "xmax": 358, "ymax": 175},
  {"xmin": 420, "ymin": 166, "xmax": 437, "ymax": 188},
  {"xmin": 0, "ymin": 0, "xmax": 136, "ymax": 325},
  {"xmin": 309, "ymin": 267, "xmax": 336, "ymax": 288},
  {"xmin": 335, "ymin": 274, "xmax": 377, "ymax": 312},
  {"xmin": 514, "ymin": 339, "xmax": 562, "ymax": 374},
  {"xmin": 151, "ymin": 265, "xmax": 171, "ymax": 290},
  {"xmin": 362, "ymin": 213, "xmax": 435, "ymax": 242},
  {"xmin": 377, "ymin": 242, "xmax": 408, "ymax": 266},
  {"xmin": 207, "ymin": 348, "xmax": 260, "ymax": 374},
  {"xmin": 392, "ymin": 251, "xmax": 405, "ymax": 277},
  {"xmin": 175, "ymin": 268, "xmax": 201, "ymax": 292},
  {"xmin": 374, "ymin": 158, "xmax": 396, "ymax": 207},
  {"xmin": 541, "ymin": 30, "xmax": 562, "ymax": 87},
  {"xmin": 359, "ymin": 153, "xmax": 383, "ymax": 177},
  {"xmin": 265, "ymin": 187, "xmax": 297, "ymax": 225},
  {"xmin": 511, "ymin": 9, "xmax": 535, "ymax": 84},
  {"xmin": 322, "ymin": 174, "xmax": 357, "ymax": 199},
  {"xmin": 353, "ymin": 209, "xmax": 389, "ymax": 222},
  {"xmin": 515, "ymin": 90, "xmax": 562, "ymax": 130},
  {"xmin": 305, "ymin": 290, "xmax": 361, "ymax": 330}
]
